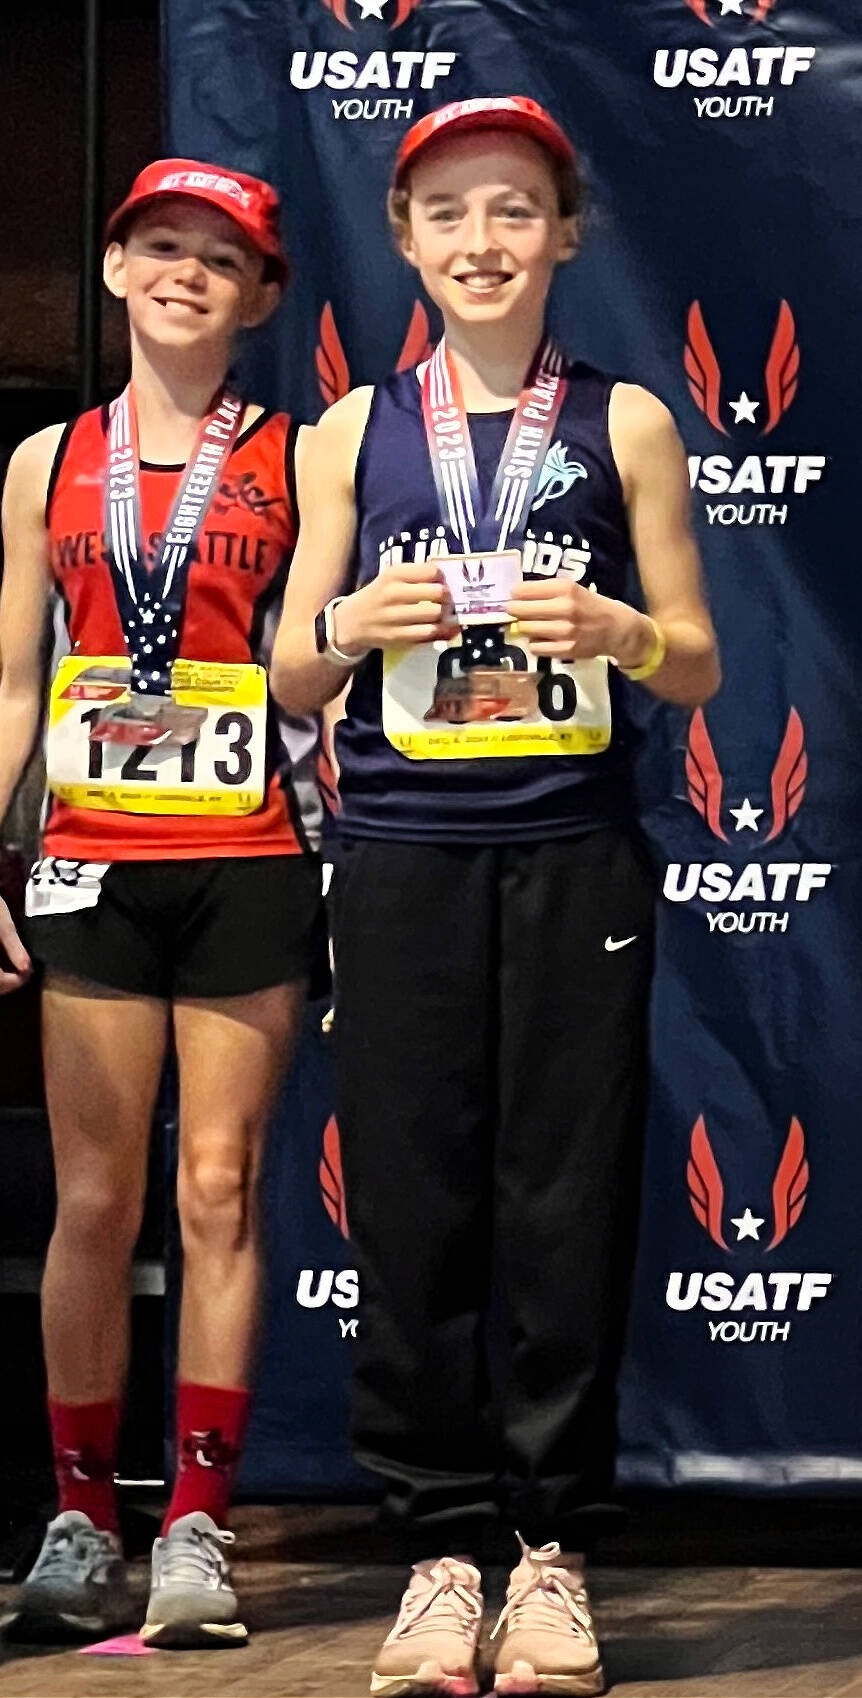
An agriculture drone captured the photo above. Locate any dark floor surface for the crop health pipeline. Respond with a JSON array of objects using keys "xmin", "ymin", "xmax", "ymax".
[{"xmin": 1, "ymin": 1501, "xmax": 861, "ymax": 1697}]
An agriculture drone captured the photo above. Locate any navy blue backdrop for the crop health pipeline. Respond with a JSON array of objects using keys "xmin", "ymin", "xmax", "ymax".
[{"xmin": 164, "ymin": 0, "xmax": 862, "ymax": 1493}]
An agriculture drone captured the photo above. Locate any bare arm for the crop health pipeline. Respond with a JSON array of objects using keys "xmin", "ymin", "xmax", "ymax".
[
  {"xmin": 609, "ymin": 384, "xmax": 720, "ymax": 706},
  {"xmin": 0, "ymin": 424, "xmax": 61, "ymax": 987},
  {"xmin": 270, "ymin": 398, "xmax": 368, "ymax": 715},
  {"xmin": 509, "ymin": 386, "xmax": 720, "ymax": 708},
  {"xmin": 271, "ymin": 388, "xmax": 456, "ymax": 717}
]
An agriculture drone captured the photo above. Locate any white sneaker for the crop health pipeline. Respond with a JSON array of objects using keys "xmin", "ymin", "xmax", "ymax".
[
  {"xmin": 371, "ymin": 1555, "xmax": 484, "ymax": 1695},
  {"xmin": 491, "ymin": 1535, "xmax": 604, "ymax": 1694}
]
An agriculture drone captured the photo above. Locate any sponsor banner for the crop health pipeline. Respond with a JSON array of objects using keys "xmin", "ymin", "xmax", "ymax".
[{"xmin": 164, "ymin": 0, "xmax": 862, "ymax": 1493}]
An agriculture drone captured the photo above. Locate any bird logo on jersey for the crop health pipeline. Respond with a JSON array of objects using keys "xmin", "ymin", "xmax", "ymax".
[
  {"xmin": 685, "ymin": 300, "xmax": 799, "ymax": 436},
  {"xmin": 532, "ymin": 442, "xmax": 588, "ymax": 511},
  {"xmin": 688, "ymin": 1115, "xmax": 808, "ymax": 1251},
  {"xmin": 686, "ymin": 708, "xmax": 807, "ymax": 843}
]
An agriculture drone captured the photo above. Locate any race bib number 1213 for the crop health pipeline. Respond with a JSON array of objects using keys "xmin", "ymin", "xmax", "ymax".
[{"xmin": 46, "ymin": 655, "xmax": 268, "ymax": 816}]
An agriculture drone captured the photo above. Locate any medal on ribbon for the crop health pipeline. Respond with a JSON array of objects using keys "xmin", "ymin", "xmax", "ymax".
[
  {"xmin": 420, "ymin": 337, "xmax": 567, "ymax": 724},
  {"xmin": 95, "ymin": 386, "xmax": 245, "ymax": 746}
]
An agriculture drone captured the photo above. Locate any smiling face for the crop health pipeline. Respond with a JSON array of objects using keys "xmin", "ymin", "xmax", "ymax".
[
  {"xmin": 394, "ymin": 132, "xmax": 578, "ymax": 332},
  {"xmin": 103, "ymin": 197, "xmax": 279, "ymax": 353}
]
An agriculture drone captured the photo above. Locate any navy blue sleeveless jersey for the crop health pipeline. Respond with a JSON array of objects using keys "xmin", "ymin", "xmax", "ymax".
[{"xmin": 335, "ymin": 359, "xmax": 640, "ymax": 843}]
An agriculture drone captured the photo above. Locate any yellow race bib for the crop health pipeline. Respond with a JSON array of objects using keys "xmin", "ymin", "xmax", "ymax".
[
  {"xmin": 382, "ymin": 637, "xmax": 612, "ymax": 761},
  {"xmin": 46, "ymin": 655, "xmax": 268, "ymax": 815}
]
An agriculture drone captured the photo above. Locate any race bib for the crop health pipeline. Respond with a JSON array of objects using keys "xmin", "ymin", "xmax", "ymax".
[
  {"xmin": 26, "ymin": 857, "xmax": 109, "ymax": 917},
  {"xmin": 382, "ymin": 635, "xmax": 612, "ymax": 761},
  {"xmin": 46, "ymin": 655, "xmax": 267, "ymax": 815}
]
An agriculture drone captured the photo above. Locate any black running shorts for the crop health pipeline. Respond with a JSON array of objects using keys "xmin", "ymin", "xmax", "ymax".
[{"xmin": 24, "ymin": 854, "xmax": 324, "ymax": 999}]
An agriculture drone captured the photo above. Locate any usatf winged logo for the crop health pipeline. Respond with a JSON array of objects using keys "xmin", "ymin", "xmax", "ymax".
[
  {"xmin": 685, "ymin": 300, "xmax": 799, "ymax": 435},
  {"xmin": 686, "ymin": 708, "xmax": 807, "ymax": 843},
  {"xmin": 320, "ymin": 1115, "xmax": 349, "ymax": 1239},
  {"xmin": 688, "ymin": 1115, "xmax": 808, "ymax": 1251},
  {"xmin": 316, "ymin": 304, "xmax": 350, "ymax": 409},
  {"xmin": 682, "ymin": 0, "xmax": 777, "ymax": 23},
  {"xmin": 316, "ymin": 300, "xmax": 432, "ymax": 409},
  {"xmin": 320, "ymin": 0, "xmax": 421, "ymax": 29},
  {"xmin": 533, "ymin": 442, "xmax": 588, "ymax": 510}
]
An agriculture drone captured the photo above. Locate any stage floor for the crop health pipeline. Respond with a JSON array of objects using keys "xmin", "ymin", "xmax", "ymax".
[{"xmin": 1, "ymin": 1505, "xmax": 862, "ymax": 1696}]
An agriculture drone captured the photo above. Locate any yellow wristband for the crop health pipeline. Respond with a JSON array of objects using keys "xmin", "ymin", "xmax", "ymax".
[{"xmin": 618, "ymin": 617, "xmax": 667, "ymax": 681}]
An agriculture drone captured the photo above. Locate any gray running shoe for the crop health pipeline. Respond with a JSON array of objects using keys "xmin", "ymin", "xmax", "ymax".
[
  {"xmin": 0, "ymin": 1510, "xmax": 130, "ymax": 1640},
  {"xmin": 140, "ymin": 1510, "xmax": 247, "ymax": 1647}
]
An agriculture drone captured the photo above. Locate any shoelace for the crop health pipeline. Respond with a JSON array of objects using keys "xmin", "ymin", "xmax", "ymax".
[
  {"xmin": 34, "ymin": 1525, "xmax": 113, "ymax": 1582},
  {"xmin": 157, "ymin": 1524, "xmax": 235, "ymax": 1588},
  {"xmin": 390, "ymin": 1558, "xmax": 482, "ymax": 1645},
  {"xmin": 491, "ymin": 1537, "xmax": 593, "ymax": 1643}
]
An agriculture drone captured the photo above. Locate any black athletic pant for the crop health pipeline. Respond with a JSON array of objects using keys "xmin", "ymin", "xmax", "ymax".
[{"xmin": 332, "ymin": 827, "xmax": 656, "ymax": 1551}]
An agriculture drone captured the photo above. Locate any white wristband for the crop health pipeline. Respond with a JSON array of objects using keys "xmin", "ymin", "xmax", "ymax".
[{"xmin": 319, "ymin": 597, "xmax": 369, "ymax": 667}]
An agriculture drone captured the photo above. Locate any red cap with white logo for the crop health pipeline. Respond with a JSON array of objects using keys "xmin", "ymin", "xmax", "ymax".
[
  {"xmin": 393, "ymin": 96, "xmax": 577, "ymax": 187},
  {"xmin": 104, "ymin": 158, "xmax": 290, "ymax": 287}
]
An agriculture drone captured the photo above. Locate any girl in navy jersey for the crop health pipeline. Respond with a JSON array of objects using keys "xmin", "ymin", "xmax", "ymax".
[
  {"xmin": 273, "ymin": 98, "xmax": 719, "ymax": 1697},
  {"xmin": 0, "ymin": 162, "xmax": 321, "ymax": 1646}
]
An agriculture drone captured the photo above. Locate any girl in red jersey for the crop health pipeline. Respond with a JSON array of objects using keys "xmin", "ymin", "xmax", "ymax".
[
  {"xmin": 0, "ymin": 161, "xmax": 321, "ymax": 1646},
  {"xmin": 273, "ymin": 99, "xmax": 720, "ymax": 1697}
]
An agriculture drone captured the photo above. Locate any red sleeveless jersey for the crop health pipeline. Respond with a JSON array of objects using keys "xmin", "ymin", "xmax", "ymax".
[{"xmin": 43, "ymin": 404, "xmax": 321, "ymax": 861}]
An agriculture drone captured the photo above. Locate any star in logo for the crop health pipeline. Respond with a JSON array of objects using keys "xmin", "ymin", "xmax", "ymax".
[
  {"xmin": 355, "ymin": 0, "xmax": 387, "ymax": 13},
  {"xmin": 731, "ymin": 1208, "xmax": 765, "ymax": 1242},
  {"xmin": 140, "ymin": 608, "xmax": 156, "ymax": 625},
  {"xmin": 729, "ymin": 391, "xmax": 759, "ymax": 424},
  {"xmin": 718, "ymin": 0, "xmax": 745, "ymax": 13},
  {"xmin": 729, "ymin": 797, "xmax": 764, "ymax": 832}
]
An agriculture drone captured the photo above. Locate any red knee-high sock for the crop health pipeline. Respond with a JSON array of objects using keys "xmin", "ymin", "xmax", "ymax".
[
  {"xmin": 162, "ymin": 1382, "xmax": 251, "ymax": 1535},
  {"xmin": 48, "ymin": 1398, "xmax": 121, "ymax": 1534}
]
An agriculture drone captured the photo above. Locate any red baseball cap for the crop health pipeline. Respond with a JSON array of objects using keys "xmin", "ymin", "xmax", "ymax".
[
  {"xmin": 104, "ymin": 158, "xmax": 290, "ymax": 287},
  {"xmin": 393, "ymin": 96, "xmax": 577, "ymax": 187}
]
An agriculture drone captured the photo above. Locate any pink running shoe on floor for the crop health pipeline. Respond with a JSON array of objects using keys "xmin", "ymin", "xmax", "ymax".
[
  {"xmin": 370, "ymin": 1556, "xmax": 483, "ymax": 1695},
  {"xmin": 491, "ymin": 1536, "xmax": 605, "ymax": 1696}
]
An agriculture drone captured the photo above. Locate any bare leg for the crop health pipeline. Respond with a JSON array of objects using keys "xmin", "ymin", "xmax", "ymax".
[
  {"xmin": 41, "ymin": 973, "xmax": 169, "ymax": 1402},
  {"xmin": 173, "ymin": 982, "xmax": 306, "ymax": 1387}
]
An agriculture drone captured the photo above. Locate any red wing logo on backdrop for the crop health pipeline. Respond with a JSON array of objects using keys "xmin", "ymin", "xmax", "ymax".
[
  {"xmin": 295, "ymin": 1117, "xmax": 359, "ymax": 1333},
  {"xmin": 654, "ymin": 4, "xmax": 815, "ymax": 119},
  {"xmin": 316, "ymin": 304, "xmax": 350, "ymax": 409},
  {"xmin": 682, "ymin": 0, "xmax": 777, "ymax": 23},
  {"xmin": 684, "ymin": 301, "xmax": 826, "ymax": 526},
  {"xmin": 668, "ymin": 1114, "xmax": 831, "ymax": 1343},
  {"xmin": 396, "ymin": 300, "xmax": 434, "ymax": 370},
  {"xmin": 316, "ymin": 301, "xmax": 432, "ymax": 409},
  {"xmin": 688, "ymin": 1114, "xmax": 808, "ymax": 1250},
  {"xmin": 685, "ymin": 300, "xmax": 799, "ymax": 437},
  {"xmin": 319, "ymin": 1114, "xmax": 349, "ymax": 1238},
  {"xmin": 321, "ymin": 0, "xmax": 421, "ymax": 28},
  {"xmin": 664, "ymin": 707, "xmax": 831, "ymax": 934},
  {"xmin": 686, "ymin": 707, "xmax": 807, "ymax": 844}
]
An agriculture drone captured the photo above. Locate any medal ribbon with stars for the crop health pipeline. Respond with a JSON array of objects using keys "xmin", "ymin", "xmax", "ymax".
[{"xmin": 104, "ymin": 386, "xmax": 244, "ymax": 696}]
